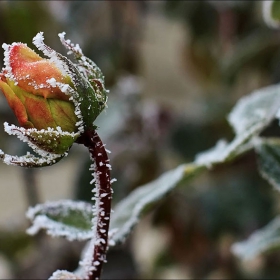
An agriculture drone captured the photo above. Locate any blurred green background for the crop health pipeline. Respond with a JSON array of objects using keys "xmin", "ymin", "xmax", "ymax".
[{"xmin": 0, "ymin": 1, "xmax": 280, "ymax": 279}]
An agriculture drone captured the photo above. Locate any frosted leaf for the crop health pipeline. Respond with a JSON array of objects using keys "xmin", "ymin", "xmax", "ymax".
[
  {"xmin": 196, "ymin": 84, "xmax": 280, "ymax": 167},
  {"xmin": 232, "ymin": 216, "xmax": 280, "ymax": 260},
  {"xmin": 228, "ymin": 84, "xmax": 280, "ymax": 135},
  {"xmin": 26, "ymin": 200, "xmax": 93, "ymax": 241},
  {"xmin": 254, "ymin": 137, "xmax": 280, "ymax": 191},
  {"xmin": 109, "ymin": 164, "xmax": 201, "ymax": 244},
  {"xmin": 195, "ymin": 128, "xmax": 257, "ymax": 167}
]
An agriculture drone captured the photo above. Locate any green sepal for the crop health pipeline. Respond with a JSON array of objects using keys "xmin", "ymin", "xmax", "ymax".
[
  {"xmin": 56, "ymin": 53, "xmax": 107, "ymax": 130},
  {"xmin": 27, "ymin": 129, "xmax": 79, "ymax": 154}
]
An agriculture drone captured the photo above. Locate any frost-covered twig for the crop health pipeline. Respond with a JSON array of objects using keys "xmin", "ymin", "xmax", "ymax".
[{"xmin": 77, "ymin": 130, "xmax": 112, "ymax": 280}]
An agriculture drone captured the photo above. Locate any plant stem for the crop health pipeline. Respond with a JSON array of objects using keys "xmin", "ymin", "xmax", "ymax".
[{"xmin": 77, "ymin": 130, "xmax": 112, "ymax": 280}]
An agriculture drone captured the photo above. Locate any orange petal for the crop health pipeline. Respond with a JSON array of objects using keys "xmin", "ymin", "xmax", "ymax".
[
  {"xmin": 0, "ymin": 80, "xmax": 33, "ymax": 128},
  {"xmin": 8, "ymin": 44, "xmax": 69, "ymax": 100},
  {"xmin": 6, "ymin": 80, "xmax": 58, "ymax": 130}
]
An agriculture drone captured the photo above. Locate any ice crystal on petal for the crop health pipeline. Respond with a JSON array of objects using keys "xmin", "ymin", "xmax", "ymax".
[
  {"xmin": 46, "ymin": 77, "xmax": 57, "ymax": 87},
  {"xmin": 2, "ymin": 42, "xmax": 21, "ymax": 82}
]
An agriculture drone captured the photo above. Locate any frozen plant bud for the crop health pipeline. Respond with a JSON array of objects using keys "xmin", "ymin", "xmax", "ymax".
[
  {"xmin": 0, "ymin": 32, "xmax": 107, "ymax": 166},
  {"xmin": 0, "ymin": 43, "xmax": 77, "ymax": 132}
]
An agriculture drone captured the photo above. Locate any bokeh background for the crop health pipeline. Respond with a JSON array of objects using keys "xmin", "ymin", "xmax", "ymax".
[{"xmin": 0, "ymin": 1, "xmax": 280, "ymax": 279}]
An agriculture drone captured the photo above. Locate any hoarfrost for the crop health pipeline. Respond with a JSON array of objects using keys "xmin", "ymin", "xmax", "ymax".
[
  {"xmin": 46, "ymin": 77, "xmax": 57, "ymax": 87},
  {"xmin": 2, "ymin": 42, "xmax": 24, "ymax": 82},
  {"xmin": 49, "ymin": 270, "xmax": 80, "ymax": 280},
  {"xmin": 110, "ymin": 178, "xmax": 117, "ymax": 184},
  {"xmin": 90, "ymin": 178, "xmax": 96, "ymax": 185},
  {"xmin": 105, "ymin": 163, "xmax": 112, "ymax": 170},
  {"xmin": 1, "ymin": 152, "xmax": 63, "ymax": 167},
  {"xmin": 195, "ymin": 140, "xmax": 228, "ymax": 167}
]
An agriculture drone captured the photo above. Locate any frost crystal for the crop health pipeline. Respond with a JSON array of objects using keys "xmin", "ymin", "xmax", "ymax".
[
  {"xmin": 2, "ymin": 42, "xmax": 23, "ymax": 83},
  {"xmin": 46, "ymin": 77, "xmax": 57, "ymax": 87},
  {"xmin": 49, "ymin": 270, "xmax": 81, "ymax": 280}
]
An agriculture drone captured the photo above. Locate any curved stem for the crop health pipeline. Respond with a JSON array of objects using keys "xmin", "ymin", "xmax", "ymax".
[{"xmin": 77, "ymin": 130, "xmax": 112, "ymax": 280}]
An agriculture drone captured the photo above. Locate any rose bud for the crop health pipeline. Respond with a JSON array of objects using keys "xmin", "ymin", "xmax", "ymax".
[
  {"xmin": 0, "ymin": 43, "xmax": 77, "ymax": 133},
  {"xmin": 0, "ymin": 32, "xmax": 107, "ymax": 165}
]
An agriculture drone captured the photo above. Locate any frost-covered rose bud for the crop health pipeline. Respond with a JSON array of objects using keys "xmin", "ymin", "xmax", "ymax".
[
  {"xmin": 0, "ymin": 32, "xmax": 107, "ymax": 166},
  {"xmin": 0, "ymin": 43, "xmax": 77, "ymax": 132}
]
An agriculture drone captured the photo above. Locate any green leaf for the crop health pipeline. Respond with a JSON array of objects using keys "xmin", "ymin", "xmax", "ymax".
[
  {"xmin": 271, "ymin": 0, "xmax": 280, "ymax": 21},
  {"xmin": 109, "ymin": 164, "xmax": 203, "ymax": 245},
  {"xmin": 255, "ymin": 137, "xmax": 280, "ymax": 191},
  {"xmin": 26, "ymin": 200, "xmax": 93, "ymax": 241},
  {"xmin": 232, "ymin": 216, "xmax": 280, "ymax": 260}
]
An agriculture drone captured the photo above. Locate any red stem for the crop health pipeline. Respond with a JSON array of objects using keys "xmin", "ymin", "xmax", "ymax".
[{"xmin": 77, "ymin": 130, "xmax": 112, "ymax": 280}]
